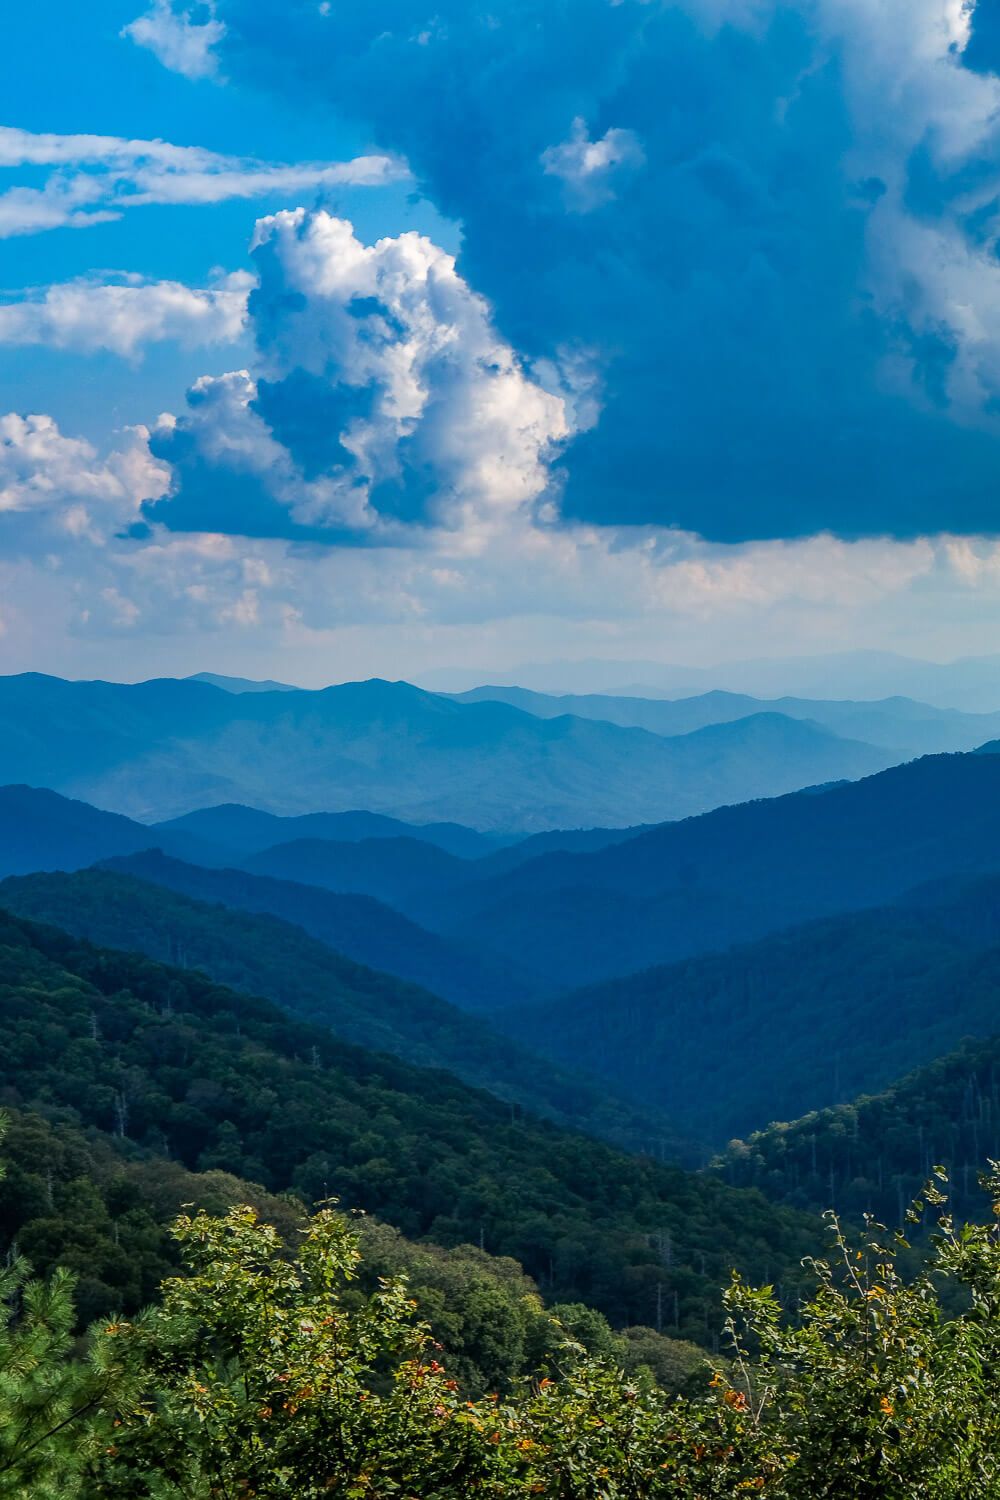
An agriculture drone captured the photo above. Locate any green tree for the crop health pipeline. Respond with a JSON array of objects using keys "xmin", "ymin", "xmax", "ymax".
[
  {"xmin": 86, "ymin": 1172, "xmax": 1000, "ymax": 1497},
  {"xmin": 0, "ymin": 1121, "xmax": 130, "ymax": 1499}
]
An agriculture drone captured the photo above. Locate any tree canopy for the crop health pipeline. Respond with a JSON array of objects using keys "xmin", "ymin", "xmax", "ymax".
[{"xmin": 6, "ymin": 1171, "xmax": 1000, "ymax": 1496}]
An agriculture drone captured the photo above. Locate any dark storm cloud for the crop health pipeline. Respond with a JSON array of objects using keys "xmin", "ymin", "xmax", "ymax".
[{"xmin": 206, "ymin": 0, "xmax": 1000, "ymax": 542}]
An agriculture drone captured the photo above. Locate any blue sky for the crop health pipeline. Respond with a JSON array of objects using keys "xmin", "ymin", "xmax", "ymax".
[{"xmin": 3, "ymin": 0, "xmax": 1000, "ymax": 685}]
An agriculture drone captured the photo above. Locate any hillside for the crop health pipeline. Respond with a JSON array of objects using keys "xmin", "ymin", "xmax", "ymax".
[
  {"xmin": 0, "ymin": 784, "xmax": 227, "ymax": 878},
  {"xmin": 420, "ymin": 751, "xmax": 1000, "ymax": 987},
  {"xmin": 242, "ymin": 835, "xmax": 466, "ymax": 908},
  {"xmin": 0, "ymin": 672, "xmax": 895, "ymax": 828},
  {"xmin": 0, "ymin": 867, "xmax": 676, "ymax": 1157},
  {"xmin": 718, "ymin": 1030, "xmax": 1000, "ymax": 1231},
  {"xmin": 0, "ymin": 907, "xmax": 816, "ymax": 1335},
  {"xmin": 101, "ymin": 849, "xmax": 540, "ymax": 1011},
  {"xmin": 499, "ymin": 876, "xmax": 1000, "ymax": 1145}
]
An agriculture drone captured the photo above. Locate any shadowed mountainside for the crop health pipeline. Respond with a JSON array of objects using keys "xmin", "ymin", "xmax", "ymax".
[
  {"xmin": 100, "ymin": 848, "xmax": 542, "ymax": 1012},
  {"xmin": 496, "ymin": 869, "xmax": 1000, "ymax": 1145},
  {"xmin": 408, "ymin": 751, "xmax": 1000, "ymax": 988}
]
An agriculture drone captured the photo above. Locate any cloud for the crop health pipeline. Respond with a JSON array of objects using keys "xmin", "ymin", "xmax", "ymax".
[
  {"xmin": 2, "ymin": 398, "xmax": 1000, "ymax": 680},
  {"xmin": 0, "ymin": 125, "xmax": 407, "ymax": 239},
  {"xmin": 122, "ymin": 1, "xmax": 226, "ymax": 81},
  {"xmin": 0, "ymin": 413, "xmax": 169, "ymax": 544},
  {"xmin": 541, "ymin": 118, "xmax": 645, "ymax": 209},
  {"xmin": 12, "ymin": 0, "xmax": 1000, "ymax": 677},
  {"xmin": 0, "ymin": 272, "xmax": 252, "ymax": 356},
  {"xmin": 147, "ymin": 209, "xmax": 576, "ymax": 540},
  {"xmin": 144, "ymin": 369, "xmax": 340, "ymax": 542},
  {"xmin": 192, "ymin": 0, "xmax": 1000, "ymax": 543},
  {"xmin": 59, "ymin": 194, "xmax": 968, "ymax": 664}
]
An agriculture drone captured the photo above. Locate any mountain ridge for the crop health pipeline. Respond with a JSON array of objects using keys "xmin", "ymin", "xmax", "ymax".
[
  {"xmin": 412, "ymin": 750, "xmax": 1000, "ymax": 987},
  {"xmin": 100, "ymin": 848, "xmax": 542, "ymax": 1011},
  {"xmin": 0, "ymin": 671, "xmax": 898, "ymax": 828},
  {"xmin": 454, "ymin": 684, "xmax": 1000, "ymax": 756}
]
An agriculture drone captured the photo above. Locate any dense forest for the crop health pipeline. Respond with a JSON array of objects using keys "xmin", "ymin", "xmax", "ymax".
[
  {"xmin": 0, "ymin": 907, "xmax": 815, "ymax": 1340},
  {"xmin": 716, "ymin": 1030, "xmax": 1000, "ymax": 1229},
  {"xmin": 102, "ymin": 846, "xmax": 537, "ymax": 1013},
  {"xmin": 0, "ymin": 1108, "xmax": 706, "ymax": 1399},
  {"xmin": 0, "ymin": 868, "xmax": 683, "ymax": 1158},
  {"xmin": 501, "ymin": 885, "xmax": 1000, "ymax": 1144}
]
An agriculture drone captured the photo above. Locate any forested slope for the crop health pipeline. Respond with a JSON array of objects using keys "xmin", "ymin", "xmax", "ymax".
[
  {"xmin": 717, "ymin": 1030, "xmax": 1000, "ymax": 1229},
  {"xmin": 0, "ymin": 908, "xmax": 815, "ymax": 1337},
  {"xmin": 100, "ymin": 848, "xmax": 540, "ymax": 1011},
  {"xmin": 423, "ymin": 751, "xmax": 1000, "ymax": 986},
  {"xmin": 500, "ymin": 880, "xmax": 1000, "ymax": 1143},
  {"xmin": 0, "ymin": 867, "xmax": 680, "ymax": 1158}
]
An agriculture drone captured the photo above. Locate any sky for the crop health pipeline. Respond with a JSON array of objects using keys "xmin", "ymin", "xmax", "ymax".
[{"xmin": 4, "ymin": 0, "xmax": 1000, "ymax": 685}]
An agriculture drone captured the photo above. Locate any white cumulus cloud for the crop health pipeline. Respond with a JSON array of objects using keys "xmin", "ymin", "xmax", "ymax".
[
  {"xmin": 0, "ymin": 272, "xmax": 252, "ymax": 357},
  {"xmin": 154, "ymin": 209, "xmax": 577, "ymax": 539},
  {"xmin": 0, "ymin": 414, "xmax": 169, "ymax": 541}
]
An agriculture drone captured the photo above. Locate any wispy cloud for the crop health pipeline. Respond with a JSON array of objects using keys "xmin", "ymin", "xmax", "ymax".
[
  {"xmin": 0, "ymin": 125, "xmax": 409, "ymax": 240},
  {"xmin": 121, "ymin": 1, "xmax": 226, "ymax": 82},
  {"xmin": 541, "ymin": 118, "xmax": 645, "ymax": 210}
]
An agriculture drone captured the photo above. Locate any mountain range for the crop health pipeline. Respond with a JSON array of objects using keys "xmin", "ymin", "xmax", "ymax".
[
  {"xmin": 454, "ymin": 685, "xmax": 1000, "ymax": 757},
  {"xmin": 8, "ymin": 658, "xmax": 1000, "ymax": 1398},
  {"xmin": 12, "ymin": 747, "xmax": 1000, "ymax": 998},
  {"xmin": 421, "ymin": 650, "xmax": 1000, "ymax": 711},
  {"xmin": 0, "ymin": 672, "xmax": 898, "ymax": 828}
]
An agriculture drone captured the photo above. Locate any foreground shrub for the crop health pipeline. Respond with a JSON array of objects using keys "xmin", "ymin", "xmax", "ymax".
[{"xmin": 8, "ymin": 1170, "xmax": 1000, "ymax": 1495}]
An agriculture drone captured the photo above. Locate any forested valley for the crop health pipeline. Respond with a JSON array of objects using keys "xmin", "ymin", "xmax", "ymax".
[{"xmin": 5, "ymin": 680, "xmax": 1000, "ymax": 1492}]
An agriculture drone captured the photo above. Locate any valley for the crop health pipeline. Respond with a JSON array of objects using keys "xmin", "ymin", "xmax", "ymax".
[{"xmin": 4, "ymin": 666, "xmax": 1000, "ymax": 1492}]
